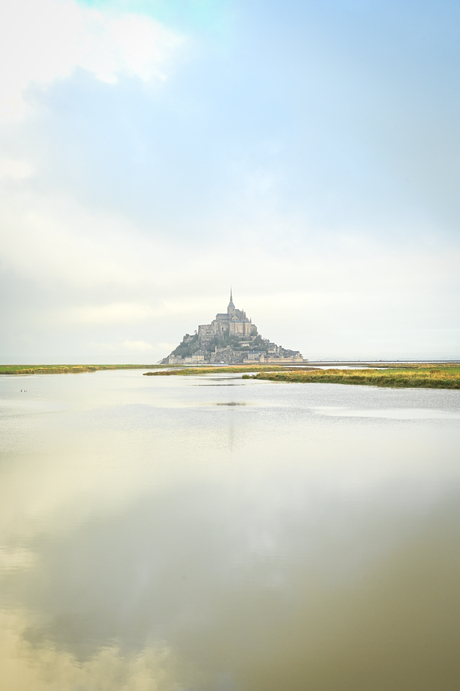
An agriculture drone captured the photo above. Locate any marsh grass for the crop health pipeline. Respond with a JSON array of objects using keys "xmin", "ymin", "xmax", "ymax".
[
  {"xmin": 0, "ymin": 364, "xmax": 163, "ymax": 375},
  {"xmin": 143, "ymin": 365, "xmax": 310, "ymax": 376},
  {"xmin": 243, "ymin": 366, "xmax": 460, "ymax": 389},
  {"xmin": 3, "ymin": 363, "xmax": 459, "ymax": 389}
]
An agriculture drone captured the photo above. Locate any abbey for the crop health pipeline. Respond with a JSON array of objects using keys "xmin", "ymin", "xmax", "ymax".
[
  {"xmin": 197, "ymin": 290, "xmax": 253, "ymax": 346},
  {"xmin": 162, "ymin": 291, "xmax": 305, "ymax": 365}
]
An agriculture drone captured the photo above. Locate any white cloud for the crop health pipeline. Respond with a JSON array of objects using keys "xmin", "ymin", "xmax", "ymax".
[
  {"xmin": 156, "ymin": 342, "xmax": 177, "ymax": 352},
  {"xmin": 0, "ymin": 186, "xmax": 151, "ymax": 288},
  {"xmin": 91, "ymin": 340, "xmax": 154, "ymax": 352},
  {"xmin": 0, "ymin": 0, "xmax": 183, "ymax": 121},
  {"xmin": 62, "ymin": 303, "xmax": 156, "ymax": 325},
  {"xmin": 122, "ymin": 340, "xmax": 154, "ymax": 351},
  {"xmin": 0, "ymin": 158, "xmax": 35, "ymax": 180}
]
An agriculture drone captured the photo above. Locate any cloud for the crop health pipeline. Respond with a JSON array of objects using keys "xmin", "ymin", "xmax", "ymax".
[
  {"xmin": 0, "ymin": 0, "xmax": 183, "ymax": 121},
  {"xmin": 63, "ymin": 303, "xmax": 156, "ymax": 325},
  {"xmin": 0, "ymin": 158, "xmax": 35, "ymax": 180},
  {"xmin": 0, "ymin": 0, "xmax": 459, "ymax": 362},
  {"xmin": 122, "ymin": 339, "xmax": 154, "ymax": 351},
  {"xmin": 156, "ymin": 342, "xmax": 177, "ymax": 352},
  {"xmin": 0, "ymin": 187, "xmax": 148, "ymax": 288}
]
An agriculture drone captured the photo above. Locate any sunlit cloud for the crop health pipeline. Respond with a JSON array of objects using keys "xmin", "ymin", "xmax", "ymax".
[{"xmin": 0, "ymin": 0, "xmax": 184, "ymax": 121}]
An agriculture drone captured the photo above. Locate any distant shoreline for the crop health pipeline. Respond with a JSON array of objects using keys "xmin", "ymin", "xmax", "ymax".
[
  {"xmin": 0, "ymin": 364, "xmax": 163, "ymax": 375},
  {"xmin": 1, "ymin": 362, "xmax": 460, "ymax": 389},
  {"xmin": 245, "ymin": 366, "xmax": 460, "ymax": 389},
  {"xmin": 306, "ymin": 360, "xmax": 460, "ymax": 366},
  {"xmin": 144, "ymin": 363, "xmax": 460, "ymax": 389}
]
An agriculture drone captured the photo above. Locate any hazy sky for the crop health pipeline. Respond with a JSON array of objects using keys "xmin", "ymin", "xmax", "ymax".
[{"xmin": 1, "ymin": 0, "xmax": 459, "ymax": 362}]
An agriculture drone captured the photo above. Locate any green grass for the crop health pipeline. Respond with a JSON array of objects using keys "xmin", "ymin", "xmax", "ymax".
[
  {"xmin": 242, "ymin": 366, "xmax": 460, "ymax": 389},
  {"xmin": 4, "ymin": 363, "xmax": 459, "ymax": 389},
  {"xmin": 0, "ymin": 364, "xmax": 163, "ymax": 375},
  {"xmin": 144, "ymin": 365, "xmax": 305, "ymax": 376}
]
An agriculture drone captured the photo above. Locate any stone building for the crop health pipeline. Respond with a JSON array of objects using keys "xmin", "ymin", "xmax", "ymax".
[
  {"xmin": 161, "ymin": 290, "xmax": 305, "ymax": 365},
  {"xmin": 198, "ymin": 289, "xmax": 253, "ymax": 346}
]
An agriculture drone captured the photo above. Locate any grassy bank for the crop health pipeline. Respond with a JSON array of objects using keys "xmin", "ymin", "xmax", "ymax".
[
  {"xmin": 143, "ymin": 365, "xmax": 307, "ymax": 376},
  {"xmin": 4, "ymin": 363, "xmax": 459, "ymax": 388},
  {"xmin": 243, "ymin": 366, "xmax": 460, "ymax": 389},
  {"xmin": 0, "ymin": 364, "xmax": 162, "ymax": 375}
]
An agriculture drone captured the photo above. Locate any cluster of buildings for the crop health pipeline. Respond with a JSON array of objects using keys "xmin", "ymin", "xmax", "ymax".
[
  {"xmin": 162, "ymin": 291, "xmax": 305, "ymax": 365},
  {"xmin": 197, "ymin": 290, "xmax": 253, "ymax": 346}
]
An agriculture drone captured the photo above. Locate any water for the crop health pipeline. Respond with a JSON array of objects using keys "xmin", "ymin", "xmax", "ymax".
[{"xmin": 1, "ymin": 370, "xmax": 459, "ymax": 691}]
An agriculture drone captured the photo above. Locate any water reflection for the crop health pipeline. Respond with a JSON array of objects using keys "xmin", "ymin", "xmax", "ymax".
[
  {"xmin": 0, "ymin": 371, "xmax": 459, "ymax": 690},
  {"xmin": 313, "ymin": 406, "xmax": 460, "ymax": 420}
]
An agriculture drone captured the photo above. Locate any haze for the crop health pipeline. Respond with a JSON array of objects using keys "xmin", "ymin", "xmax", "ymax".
[{"xmin": 1, "ymin": 0, "xmax": 459, "ymax": 363}]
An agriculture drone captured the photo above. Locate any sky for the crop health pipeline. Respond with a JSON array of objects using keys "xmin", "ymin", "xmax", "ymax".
[{"xmin": 0, "ymin": 0, "xmax": 459, "ymax": 362}]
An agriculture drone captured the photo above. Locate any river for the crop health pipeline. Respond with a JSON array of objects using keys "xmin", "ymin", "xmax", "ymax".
[{"xmin": 1, "ymin": 370, "xmax": 459, "ymax": 690}]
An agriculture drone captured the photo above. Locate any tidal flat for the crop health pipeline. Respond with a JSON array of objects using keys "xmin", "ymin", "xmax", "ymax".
[
  {"xmin": 0, "ymin": 369, "xmax": 459, "ymax": 690},
  {"xmin": 146, "ymin": 363, "xmax": 460, "ymax": 389}
]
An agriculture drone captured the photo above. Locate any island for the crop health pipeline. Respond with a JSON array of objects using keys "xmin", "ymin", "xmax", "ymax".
[{"xmin": 162, "ymin": 290, "xmax": 305, "ymax": 365}]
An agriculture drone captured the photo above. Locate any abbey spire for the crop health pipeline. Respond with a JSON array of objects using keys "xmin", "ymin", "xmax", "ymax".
[{"xmin": 227, "ymin": 287, "xmax": 235, "ymax": 315}]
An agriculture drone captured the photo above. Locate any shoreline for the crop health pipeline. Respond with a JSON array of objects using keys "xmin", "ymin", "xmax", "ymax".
[
  {"xmin": 0, "ymin": 364, "xmax": 163, "ymax": 375},
  {"xmin": 244, "ymin": 367, "xmax": 460, "ymax": 389},
  {"xmin": 144, "ymin": 363, "xmax": 460, "ymax": 389},
  {"xmin": 2, "ymin": 363, "xmax": 459, "ymax": 389}
]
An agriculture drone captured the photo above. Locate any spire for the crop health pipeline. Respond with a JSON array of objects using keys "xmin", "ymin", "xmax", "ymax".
[{"xmin": 227, "ymin": 286, "xmax": 235, "ymax": 314}]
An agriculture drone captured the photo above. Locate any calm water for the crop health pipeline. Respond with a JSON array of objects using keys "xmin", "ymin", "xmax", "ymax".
[{"xmin": 1, "ymin": 370, "xmax": 460, "ymax": 691}]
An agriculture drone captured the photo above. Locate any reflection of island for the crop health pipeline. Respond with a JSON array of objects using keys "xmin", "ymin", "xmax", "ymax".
[{"xmin": 162, "ymin": 290, "xmax": 305, "ymax": 365}]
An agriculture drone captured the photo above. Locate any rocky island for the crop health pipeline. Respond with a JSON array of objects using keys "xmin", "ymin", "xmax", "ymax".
[{"xmin": 162, "ymin": 290, "xmax": 305, "ymax": 365}]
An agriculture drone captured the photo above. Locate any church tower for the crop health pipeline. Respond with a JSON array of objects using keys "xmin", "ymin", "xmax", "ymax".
[{"xmin": 227, "ymin": 287, "xmax": 236, "ymax": 316}]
